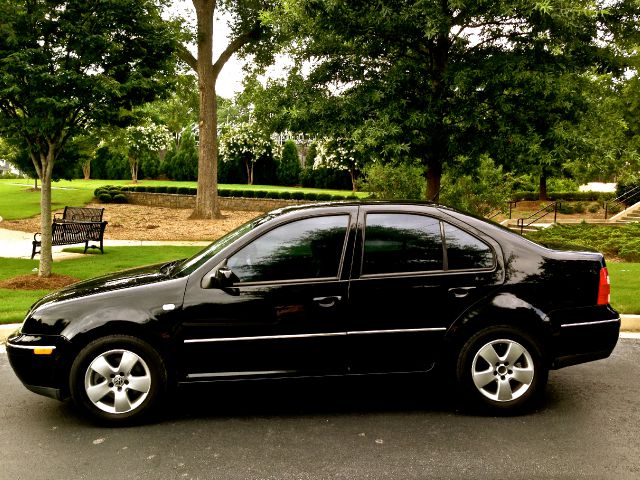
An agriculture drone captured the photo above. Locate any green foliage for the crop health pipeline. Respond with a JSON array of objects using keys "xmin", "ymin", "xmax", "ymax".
[
  {"xmin": 360, "ymin": 163, "xmax": 424, "ymax": 200},
  {"xmin": 92, "ymin": 146, "xmax": 129, "ymax": 180},
  {"xmin": 164, "ymin": 130, "xmax": 198, "ymax": 181},
  {"xmin": 526, "ymin": 223, "xmax": 640, "ymax": 262},
  {"xmin": 440, "ymin": 156, "xmax": 513, "ymax": 216},
  {"xmin": 219, "ymin": 122, "xmax": 274, "ymax": 185},
  {"xmin": 616, "ymin": 177, "xmax": 640, "ymax": 206},
  {"xmin": 277, "ymin": 140, "xmax": 302, "ymax": 186},
  {"xmin": 0, "ymin": 0, "xmax": 177, "ymax": 176},
  {"xmin": 266, "ymin": 0, "xmax": 639, "ymax": 200},
  {"xmin": 300, "ymin": 166, "xmax": 352, "ymax": 190},
  {"xmin": 94, "ymin": 185, "xmax": 128, "ymax": 204}
]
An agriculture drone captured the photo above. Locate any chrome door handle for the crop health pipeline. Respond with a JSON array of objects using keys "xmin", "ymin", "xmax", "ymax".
[
  {"xmin": 448, "ymin": 287, "xmax": 475, "ymax": 298},
  {"xmin": 313, "ymin": 296, "xmax": 342, "ymax": 308}
]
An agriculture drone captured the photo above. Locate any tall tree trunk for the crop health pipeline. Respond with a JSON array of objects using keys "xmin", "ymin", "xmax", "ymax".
[
  {"xmin": 426, "ymin": 158, "xmax": 443, "ymax": 202},
  {"xmin": 37, "ymin": 150, "xmax": 55, "ymax": 278},
  {"xmin": 129, "ymin": 155, "xmax": 138, "ymax": 184},
  {"xmin": 82, "ymin": 160, "xmax": 91, "ymax": 180},
  {"xmin": 539, "ymin": 169, "xmax": 548, "ymax": 201},
  {"xmin": 190, "ymin": 0, "xmax": 221, "ymax": 219}
]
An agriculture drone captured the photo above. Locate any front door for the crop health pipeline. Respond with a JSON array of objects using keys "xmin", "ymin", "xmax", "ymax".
[{"xmin": 180, "ymin": 210, "xmax": 357, "ymax": 380}]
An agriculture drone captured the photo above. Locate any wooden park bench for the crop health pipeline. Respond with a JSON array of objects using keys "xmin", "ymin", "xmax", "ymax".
[{"xmin": 31, "ymin": 206, "xmax": 108, "ymax": 259}]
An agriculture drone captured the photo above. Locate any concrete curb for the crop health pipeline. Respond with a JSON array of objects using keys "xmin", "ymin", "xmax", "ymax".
[{"xmin": 2, "ymin": 315, "xmax": 639, "ymax": 346}]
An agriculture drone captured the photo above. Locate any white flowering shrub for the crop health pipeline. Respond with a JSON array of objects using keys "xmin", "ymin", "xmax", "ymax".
[
  {"xmin": 116, "ymin": 122, "xmax": 171, "ymax": 182},
  {"xmin": 313, "ymin": 137, "xmax": 364, "ymax": 191},
  {"xmin": 220, "ymin": 122, "xmax": 273, "ymax": 184}
]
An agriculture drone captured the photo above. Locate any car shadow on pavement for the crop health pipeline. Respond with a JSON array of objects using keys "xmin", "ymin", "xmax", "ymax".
[{"xmin": 165, "ymin": 373, "xmax": 457, "ymax": 422}]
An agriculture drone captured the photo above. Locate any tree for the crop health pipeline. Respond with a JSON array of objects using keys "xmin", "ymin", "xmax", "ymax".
[
  {"xmin": 277, "ymin": 139, "xmax": 301, "ymax": 186},
  {"xmin": 0, "ymin": 0, "xmax": 176, "ymax": 276},
  {"xmin": 115, "ymin": 123, "xmax": 171, "ymax": 183},
  {"xmin": 176, "ymin": 1, "xmax": 281, "ymax": 219},
  {"xmin": 314, "ymin": 137, "xmax": 364, "ymax": 192},
  {"xmin": 219, "ymin": 121, "xmax": 273, "ymax": 185},
  {"xmin": 270, "ymin": 0, "xmax": 639, "ymax": 200}
]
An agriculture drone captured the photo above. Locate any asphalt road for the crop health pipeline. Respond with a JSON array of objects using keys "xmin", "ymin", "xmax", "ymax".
[{"xmin": 1, "ymin": 339, "xmax": 639, "ymax": 480}]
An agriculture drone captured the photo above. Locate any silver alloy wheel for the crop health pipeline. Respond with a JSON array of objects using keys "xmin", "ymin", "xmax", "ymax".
[
  {"xmin": 471, "ymin": 338, "xmax": 535, "ymax": 402},
  {"xmin": 84, "ymin": 349, "xmax": 152, "ymax": 414}
]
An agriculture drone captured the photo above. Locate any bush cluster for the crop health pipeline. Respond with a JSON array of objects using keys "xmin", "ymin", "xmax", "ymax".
[
  {"xmin": 119, "ymin": 185, "xmax": 358, "ymax": 201},
  {"xmin": 526, "ymin": 223, "xmax": 640, "ymax": 262},
  {"xmin": 94, "ymin": 185, "xmax": 128, "ymax": 204}
]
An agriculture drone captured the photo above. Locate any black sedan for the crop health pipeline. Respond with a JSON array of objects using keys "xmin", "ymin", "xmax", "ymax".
[{"xmin": 7, "ymin": 202, "xmax": 620, "ymax": 423}]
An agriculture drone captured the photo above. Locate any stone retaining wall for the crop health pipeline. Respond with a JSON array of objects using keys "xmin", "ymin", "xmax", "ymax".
[{"xmin": 124, "ymin": 191, "xmax": 310, "ymax": 212}]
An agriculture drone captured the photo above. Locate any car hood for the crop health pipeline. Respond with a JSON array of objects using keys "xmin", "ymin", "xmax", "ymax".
[{"xmin": 31, "ymin": 262, "xmax": 175, "ymax": 310}]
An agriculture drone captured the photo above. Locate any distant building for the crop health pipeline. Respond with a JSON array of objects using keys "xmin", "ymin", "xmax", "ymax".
[{"xmin": 0, "ymin": 159, "xmax": 21, "ymax": 176}]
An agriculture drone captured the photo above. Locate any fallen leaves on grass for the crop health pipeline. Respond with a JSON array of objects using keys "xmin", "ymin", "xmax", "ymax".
[{"xmin": 0, "ymin": 273, "xmax": 80, "ymax": 290}]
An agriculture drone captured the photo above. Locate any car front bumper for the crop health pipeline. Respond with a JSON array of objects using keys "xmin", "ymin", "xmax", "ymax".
[{"xmin": 6, "ymin": 331, "xmax": 72, "ymax": 401}]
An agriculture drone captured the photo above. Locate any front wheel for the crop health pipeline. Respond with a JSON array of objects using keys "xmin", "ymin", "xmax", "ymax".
[
  {"xmin": 456, "ymin": 326, "xmax": 548, "ymax": 413},
  {"xmin": 69, "ymin": 335, "xmax": 167, "ymax": 424}
]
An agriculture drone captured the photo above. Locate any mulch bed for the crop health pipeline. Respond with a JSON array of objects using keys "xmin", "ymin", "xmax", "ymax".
[{"xmin": 0, "ymin": 274, "xmax": 80, "ymax": 290}]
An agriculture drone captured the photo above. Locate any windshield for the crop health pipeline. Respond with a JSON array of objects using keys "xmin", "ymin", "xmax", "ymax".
[{"xmin": 172, "ymin": 214, "xmax": 272, "ymax": 276}]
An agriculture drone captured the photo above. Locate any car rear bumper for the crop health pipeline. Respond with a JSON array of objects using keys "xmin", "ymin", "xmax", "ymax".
[
  {"xmin": 6, "ymin": 331, "xmax": 71, "ymax": 401},
  {"xmin": 550, "ymin": 306, "xmax": 620, "ymax": 369}
]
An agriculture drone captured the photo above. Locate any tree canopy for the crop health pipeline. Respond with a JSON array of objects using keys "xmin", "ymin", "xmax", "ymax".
[
  {"xmin": 266, "ymin": 0, "xmax": 640, "ymax": 200},
  {"xmin": 0, "ymin": 0, "xmax": 178, "ymax": 276}
]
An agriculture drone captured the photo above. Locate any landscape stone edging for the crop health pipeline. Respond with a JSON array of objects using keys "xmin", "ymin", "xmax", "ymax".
[{"xmin": 123, "ymin": 191, "xmax": 311, "ymax": 212}]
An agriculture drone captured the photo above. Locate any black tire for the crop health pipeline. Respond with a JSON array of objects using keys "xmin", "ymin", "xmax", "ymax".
[
  {"xmin": 455, "ymin": 325, "xmax": 547, "ymax": 413},
  {"xmin": 69, "ymin": 335, "xmax": 167, "ymax": 424}
]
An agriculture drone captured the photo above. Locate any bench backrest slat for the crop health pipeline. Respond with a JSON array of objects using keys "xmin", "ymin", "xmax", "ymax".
[{"xmin": 63, "ymin": 206, "xmax": 104, "ymax": 222}]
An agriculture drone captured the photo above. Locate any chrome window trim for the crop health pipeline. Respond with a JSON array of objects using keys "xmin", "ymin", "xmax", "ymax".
[
  {"xmin": 184, "ymin": 327, "xmax": 446, "ymax": 344},
  {"xmin": 560, "ymin": 319, "xmax": 620, "ymax": 328}
]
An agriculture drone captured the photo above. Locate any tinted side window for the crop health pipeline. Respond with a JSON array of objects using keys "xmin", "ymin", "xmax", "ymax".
[
  {"xmin": 228, "ymin": 215, "xmax": 349, "ymax": 283},
  {"xmin": 444, "ymin": 223, "xmax": 494, "ymax": 270},
  {"xmin": 363, "ymin": 213, "xmax": 443, "ymax": 275}
]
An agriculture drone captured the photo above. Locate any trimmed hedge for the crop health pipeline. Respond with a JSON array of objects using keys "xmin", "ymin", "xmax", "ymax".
[
  {"xmin": 94, "ymin": 185, "xmax": 128, "ymax": 204},
  {"xmin": 512, "ymin": 191, "xmax": 615, "ymax": 202},
  {"xmin": 117, "ymin": 185, "xmax": 359, "ymax": 201}
]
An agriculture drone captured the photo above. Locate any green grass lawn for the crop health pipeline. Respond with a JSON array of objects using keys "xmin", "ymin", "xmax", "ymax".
[
  {"xmin": 0, "ymin": 182, "xmax": 95, "ymax": 220},
  {"xmin": 607, "ymin": 262, "xmax": 640, "ymax": 316},
  {"xmin": 0, "ymin": 249, "xmax": 637, "ymax": 324}
]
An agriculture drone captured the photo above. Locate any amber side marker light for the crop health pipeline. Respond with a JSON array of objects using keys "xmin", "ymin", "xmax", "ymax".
[
  {"xmin": 597, "ymin": 267, "xmax": 611, "ymax": 306},
  {"xmin": 33, "ymin": 347, "xmax": 55, "ymax": 355}
]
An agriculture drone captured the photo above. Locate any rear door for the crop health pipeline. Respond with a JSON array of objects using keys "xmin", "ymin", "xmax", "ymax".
[{"xmin": 347, "ymin": 206, "xmax": 503, "ymax": 373}]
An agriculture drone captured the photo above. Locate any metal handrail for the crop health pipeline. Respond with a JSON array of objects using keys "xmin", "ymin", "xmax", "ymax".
[
  {"xmin": 487, "ymin": 201, "xmax": 518, "ymax": 220},
  {"xmin": 604, "ymin": 185, "xmax": 640, "ymax": 219},
  {"xmin": 516, "ymin": 202, "xmax": 559, "ymax": 234}
]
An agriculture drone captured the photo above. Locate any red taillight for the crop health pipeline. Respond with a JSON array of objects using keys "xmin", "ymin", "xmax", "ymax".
[{"xmin": 597, "ymin": 267, "xmax": 611, "ymax": 305}]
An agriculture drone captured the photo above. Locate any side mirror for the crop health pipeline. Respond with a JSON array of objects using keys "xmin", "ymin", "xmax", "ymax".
[
  {"xmin": 202, "ymin": 265, "xmax": 238, "ymax": 289},
  {"xmin": 215, "ymin": 266, "xmax": 235, "ymax": 288}
]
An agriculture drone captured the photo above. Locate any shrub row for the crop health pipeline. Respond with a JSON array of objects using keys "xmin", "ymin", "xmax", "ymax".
[
  {"xmin": 94, "ymin": 185, "xmax": 128, "ymax": 204},
  {"xmin": 511, "ymin": 191, "xmax": 615, "ymax": 202},
  {"xmin": 117, "ymin": 185, "xmax": 359, "ymax": 201}
]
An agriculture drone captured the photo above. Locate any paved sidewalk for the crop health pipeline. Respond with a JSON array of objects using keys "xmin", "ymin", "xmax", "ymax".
[{"xmin": 0, "ymin": 227, "xmax": 208, "ymax": 260}]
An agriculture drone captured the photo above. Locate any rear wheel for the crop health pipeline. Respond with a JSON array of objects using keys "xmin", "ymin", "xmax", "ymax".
[
  {"xmin": 456, "ymin": 325, "xmax": 547, "ymax": 413},
  {"xmin": 70, "ymin": 335, "xmax": 166, "ymax": 424}
]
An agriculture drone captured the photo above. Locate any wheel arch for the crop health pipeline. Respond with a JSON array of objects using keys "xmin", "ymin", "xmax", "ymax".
[
  {"xmin": 443, "ymin": 292, "xmax": 554, "ymax": 366},
  {"xmin": 64, "ymin": 321, "xmax": 177, "ymax": 386}
]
